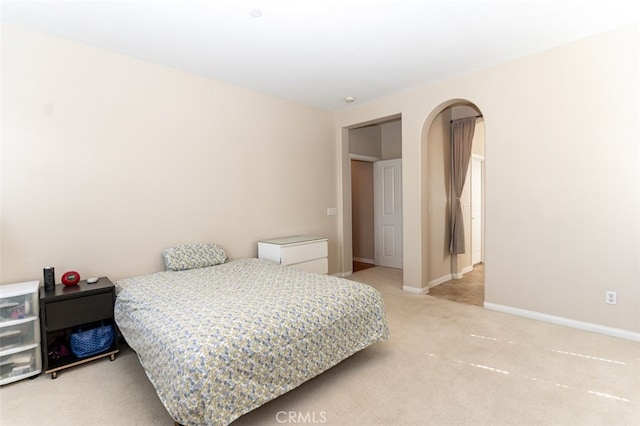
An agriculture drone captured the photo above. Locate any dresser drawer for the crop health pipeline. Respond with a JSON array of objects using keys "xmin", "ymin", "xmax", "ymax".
[
  {"xmin": 280, "ymin": 240, "xmax": 328, "ymax": 265},
  {"xmin": 45, "ymin": 292, "xmax": 113, "ymax": 331},
  {"xmin": 289, "ymin": 257, "xmax": 329, "ymax": 274},
  {"xmin": 0, "ymin": 317, "xmax": 39, "ymax": 351},
  {"xmin": 0, "ymin": 288, "xmax": 37, "ymax": 323},
  {"xmin": 0, "ymin": 344, "xmax": 41, "ymax": 385}
]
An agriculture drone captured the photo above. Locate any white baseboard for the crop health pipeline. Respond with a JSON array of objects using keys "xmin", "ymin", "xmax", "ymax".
[
  {"xmin": 452, "ymin": 265, "xmax": 474, "ymax": 279},
  {"xmin": 353, "ymin": 257, "xmax": 375, "ymax": 265},
  {"xmin": 428, "ymin": 273, "xmax": 453, "ymax": 288},
  {"xmin": 484, "ymin": 302, "xmax": 640, "ymax": 342},
  {"xmin": 402, "ymin": 285, "xmax": 428, "ymax": 295},
  {"xmin": 429, "ymin": 265, "xmax": 476, "ymax": 288}
]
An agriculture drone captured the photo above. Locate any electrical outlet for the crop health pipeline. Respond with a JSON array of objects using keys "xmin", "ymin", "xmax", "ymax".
[{"xmin": 606, "ymin": 291, "xmax": 617, "ymax": 305}]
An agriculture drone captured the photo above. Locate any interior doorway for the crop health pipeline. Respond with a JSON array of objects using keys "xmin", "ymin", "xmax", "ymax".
[
  {"xmin": 423, "ymin": 103, "xmax": 485, "ymax": 306},
  {"xmin": 351, "ymin": 159, "xmax": 375, "ymax": 271},
  {"xmin": 347, "ymin": 115, "xmax": 402, "ymax": 274}
]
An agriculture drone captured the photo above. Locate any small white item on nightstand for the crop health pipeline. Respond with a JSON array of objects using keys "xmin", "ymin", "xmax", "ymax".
[{"xmin": 87, "ymin": 277, "xmax": 99, "ymax": 284}]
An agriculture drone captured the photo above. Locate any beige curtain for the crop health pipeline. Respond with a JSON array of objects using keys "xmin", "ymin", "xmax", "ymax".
[{"xmin": 449, "ymin": 117, "xmax": 476, "ymax": 254}]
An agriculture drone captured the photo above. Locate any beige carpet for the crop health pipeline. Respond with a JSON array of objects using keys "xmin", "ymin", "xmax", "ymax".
[
  {"xmin": 428, "ymin": 263, "xmax": 485, "ymax": 306},
  {"xmin": 1, "ymin": 266, "xmax": 638, "ymax": 425}
]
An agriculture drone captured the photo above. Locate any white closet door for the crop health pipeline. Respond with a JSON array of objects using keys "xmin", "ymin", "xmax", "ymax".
[{"xmin": 374, "ymin": 159, "xmax": 403, "ymax": 269}]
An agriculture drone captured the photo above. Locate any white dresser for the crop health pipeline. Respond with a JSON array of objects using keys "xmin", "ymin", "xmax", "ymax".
[{"xmin": 258, "ymin": 236, "xmax": 328, "ymax": 274}]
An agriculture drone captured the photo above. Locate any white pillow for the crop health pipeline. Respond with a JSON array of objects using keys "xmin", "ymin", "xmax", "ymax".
[{"xmin": 162, "ymin": 242, "xmax": 227, "ymax": 271}]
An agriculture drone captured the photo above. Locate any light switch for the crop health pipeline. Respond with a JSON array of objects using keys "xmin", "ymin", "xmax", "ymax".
[{"xmin": 327, "ymin": 208, "xmax": 337, "ymax": 216}]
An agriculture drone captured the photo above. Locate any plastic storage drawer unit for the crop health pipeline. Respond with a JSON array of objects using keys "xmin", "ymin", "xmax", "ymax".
[{"xmin": 0, "ymin": 280, "xmax": 42, "ymax": 385}]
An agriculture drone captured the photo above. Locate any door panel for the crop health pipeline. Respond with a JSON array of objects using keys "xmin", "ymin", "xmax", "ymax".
[
  {"xmin": 374, "ymin": 159, "xmax": 403, "ymax": 269},
  {"xmin": 383, "ymin": 225, "xmax": 395, "ymax": 256},
  {"xmin": 383, "ymin": 167, "xmax": 395, "ymax": 214}
]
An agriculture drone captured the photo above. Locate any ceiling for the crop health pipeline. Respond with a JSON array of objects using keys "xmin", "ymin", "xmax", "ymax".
[{"xmin": 2, "ymin": 0, "xmax": 638, "ymax": 111}]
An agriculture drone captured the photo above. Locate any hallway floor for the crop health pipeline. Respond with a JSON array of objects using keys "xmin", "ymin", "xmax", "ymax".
[
  {"xmin": 427, "ymin": 263, "xmax": 484, "ymax": 306},
  {"xmin": 353, "ymin": 261, "xmax": 376, "ymax": 272}
]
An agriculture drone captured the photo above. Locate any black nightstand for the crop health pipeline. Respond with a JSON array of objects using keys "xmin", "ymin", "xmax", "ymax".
[{"xmin": 39, "ymin": 277, "xmax": 119, "ymax": 379}]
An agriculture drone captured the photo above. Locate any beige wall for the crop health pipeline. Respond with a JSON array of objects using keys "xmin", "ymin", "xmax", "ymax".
[
  {"xmin": 1, "ymin": 25, "xmax": 337, "ymax": 282},
  {"xmin": 349, "ymin": 126, "xmax": 381, "ymax": 158},
  {"xmin": 337, "ymin": 24, "xmax": 640, "ymax": 333},
  {"xmin": 349, "ymin": 119, "xmax": 402, "ymax": 160},
  {"xmin": 381, "ymin": 120, "xmax": 402, "ymax": 159},
  {"xmin": 2, "ymin": 23, "xmax": 638, "ymax": 335},
  {"xmin": 472, "ymin": 119, "xmax": 485, "ymax": 157}
]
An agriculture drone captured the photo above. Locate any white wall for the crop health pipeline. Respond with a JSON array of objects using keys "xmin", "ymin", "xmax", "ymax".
[
  {"xmin": 1, "ymin": 25, "xmax": 337, "ymax": 282},
  {"xmin": 337, "ymin": 24, "xmax": 640, "ymax": 333}
]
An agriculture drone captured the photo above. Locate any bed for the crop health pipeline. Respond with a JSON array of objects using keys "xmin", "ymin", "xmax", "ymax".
[{"xmin": 114, "ymin": 248, "xmax": 388, "ymax": 426}]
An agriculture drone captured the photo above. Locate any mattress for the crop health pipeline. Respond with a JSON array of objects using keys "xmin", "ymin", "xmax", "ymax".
[{"xmin": 114, "ymin": 258, "xmax": 388, "ymax": 425}]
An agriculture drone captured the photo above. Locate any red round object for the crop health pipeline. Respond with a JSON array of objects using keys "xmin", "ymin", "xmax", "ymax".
[{"xmin": 62, "ymin": 271, "xmax": 80, "ymax": 286}]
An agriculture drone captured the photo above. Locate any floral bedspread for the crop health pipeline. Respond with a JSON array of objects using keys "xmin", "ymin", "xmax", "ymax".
[{"xmin": 114, "ymin": 258, "xmax": 388, "ymax": 426}]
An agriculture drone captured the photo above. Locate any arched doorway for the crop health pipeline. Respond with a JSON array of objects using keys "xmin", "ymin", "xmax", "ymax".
[{"xmin": 421, "ymin": 100, "xmax": 486, "ymax": 306}]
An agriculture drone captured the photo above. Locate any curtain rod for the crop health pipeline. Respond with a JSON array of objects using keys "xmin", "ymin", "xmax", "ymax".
[{"xmin": 450, "ymin": 115, "xmax": 483, "ymax": 123}]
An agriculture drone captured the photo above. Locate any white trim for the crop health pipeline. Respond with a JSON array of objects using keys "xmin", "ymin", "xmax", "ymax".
[
  {"xmin": 353, "ymin": 257, "xmax": 375, "ymax": 264},
  {"xmin": 428, "ymin": 273, "xmax": 453, "ymax": 288},
  {"xmin": 484, "ymin": 302, "xmax": 640, "ymax": 342},
  {"xmin": 350, "ymin": 153, "xmax": 381, "ymax": 162},
  {"xmin": 452, "ymin": 265, "xmax": 473, "ymax": 279},
  {"xmin": 332, "ymin": 271, "xmax": 352, "ymax": 278},
  {"xmin": 472, "ymin": 153, "xmax": 485, "ymax": 161},
  {"xmin": 402, "ymin": 285, "xmax": 428, "ymax": 295}
]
